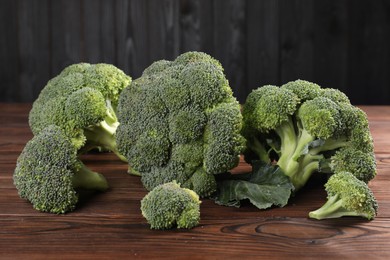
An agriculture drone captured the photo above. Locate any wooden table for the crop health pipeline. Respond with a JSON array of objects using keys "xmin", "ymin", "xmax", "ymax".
[{"xmin": 0, "ymin": 104, "xmax": 389, "ymax": 259}]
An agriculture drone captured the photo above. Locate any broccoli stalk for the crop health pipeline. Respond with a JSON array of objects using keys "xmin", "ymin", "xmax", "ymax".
[
  {"xmin": 309, "ymin": 172, "xmax": 378, "ymax": 220},
  {"xmin": 309, "ymin": 194, "xmax": 362, "ymax": 219},
  {"xmin": 72, "ymin": 162, "xmax": 108, "ymax": 192},
  {"xmin": 82, "ymin": 101, "xmax": 127, "ymax": 162}
]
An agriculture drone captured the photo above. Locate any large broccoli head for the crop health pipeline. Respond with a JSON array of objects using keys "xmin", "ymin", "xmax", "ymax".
[
  {"xmin": 13, "ymin": 125, "xmax": 109, "ymax": 214},
  {"xmin": 117, "ymin": 51, "xmax": 245, "ymax": 197},
  {"xmin": 242, "ymin": 80, "xmax": 376, "ymax": 190},
  {"xmin": 29, "ymin": 63, "xmax": 131, "ymax": 160}
]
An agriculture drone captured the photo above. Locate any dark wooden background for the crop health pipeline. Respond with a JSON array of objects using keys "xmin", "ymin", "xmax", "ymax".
[{"xmin": 1, "ymin": 0, "xmax": 389, "ymax": 104}]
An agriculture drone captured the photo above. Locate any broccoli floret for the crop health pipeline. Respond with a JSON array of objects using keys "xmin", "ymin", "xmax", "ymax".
[
  {"xmin": 242, "ymin": 80, "xmax": 376, "ymax": 190},
  {"xmin": 309, "ymin": 172, "xmax": 378, "ymax": 220},
  {"xmin": 29, "ymin": 63, "xmax": 131, "ymax": 161},
  {"xmin": 13, "ymin": 125, "xmax": 108, "ymax": 214},
  {"xmin": 117, "ymin": 51, "xmax": 245, "ymax": 198},
  {"xmin": 330, "ymin": 147, "xmax": 376, "ymax": 182},
  {"xmin": 140, "ymin": 181, "xmax": 201, "ymax": 229}
]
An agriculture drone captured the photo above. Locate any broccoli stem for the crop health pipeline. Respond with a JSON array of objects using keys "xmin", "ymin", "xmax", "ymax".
[
  {"xmin": 105, "ymin": 100, "xmax": 118, "ymax": 125},
  {"xmin": 83, "ymin": 120, "xmax": 128, "ymax": 163},
  {"xmin": 275, "ymin": 118, "xmax": 300, "ymax": 182},
  {"xmin": 309, "ymin": 194, "xmax": 363, "ymax": 219},
  {"xmin": 291, "ymin": 129, "xmax": 316, "ymax": 161},
  {"xmin": 247, "ymin": 136, "xmax": 270, "ymax": 163},
  {"xmin": 310, "ymin": 137, "xmax": 348, "ymax": 154},
  {"xmin": 72, "ymin": 162, "xmax": 109, "ymax": 191},
  {"xmin": 128, "ymin": 165, "xmax": 141, "ymax": 176}
]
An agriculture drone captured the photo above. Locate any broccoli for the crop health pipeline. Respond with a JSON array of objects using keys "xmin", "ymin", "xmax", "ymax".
[
  {"xmin": 140, "ymin": 181, "xmax": 201, "ymax": 229},
  {"xmin": 13, "ymin": 125, "xmax": 108, "ymax": 214},
  {"xmin": 242, "ymin": 80, "xmax": 376, "ymax": 190},
  {"xmin": 117, "ymin": 51, "xmax": 245, "ymax": 197},
  {"xmin": 29, "ymin": 63, "xmax": 131, "ymax": 161},
  {"xmin": 309, "ymin": 172, "xmax": 378, "ymax": 220}
]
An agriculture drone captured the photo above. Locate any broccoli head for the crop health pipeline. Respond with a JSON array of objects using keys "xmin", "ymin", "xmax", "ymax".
[
  {"xmin": 309, "ymin": 172, "xmax": 378, "ymax": 220},
  {"xmin": 117, "ymin": 51, "xmax": 245, "ymax": 197},
  {"xmin": 13, "ymin": 125, "xmax": 108, "ymax": 214},
  {"xmin": 141, "ymin": 181, "xmax": 201, "ymax": 229},
  {"xmin": 242, "ymin": 79, "xmax": 376, "ymax": 190},
  {"xmin": 29, "ymin": 63, "xmax": 131, "ymax": 160}
]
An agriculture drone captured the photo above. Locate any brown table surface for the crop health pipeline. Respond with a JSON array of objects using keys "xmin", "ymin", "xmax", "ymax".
[{"xmin": 0, "ymin": 104, "xmax": 389, "ymax": 259}]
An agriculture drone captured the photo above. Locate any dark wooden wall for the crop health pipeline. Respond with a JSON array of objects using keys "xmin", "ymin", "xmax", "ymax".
[{"xmin": 1, "ymin": 0, "xmax": 389, "ymax": 104}]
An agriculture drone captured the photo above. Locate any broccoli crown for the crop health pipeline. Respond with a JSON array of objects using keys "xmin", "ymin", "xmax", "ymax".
[
  {"xmin": 117, "ymin": 51, "xmax": 245, "ymax": 197},
  {"xmin": 242, "ymin": 80, "xmax": 376, "ymax": 190},
  {"xmin": 309, "ymin": 172, "xmax": 378, "ymax": 220},
  {"xmin": 13, "ymin": 125, "xmax": 108, "ymax": 214},
  {"xmin": 140, "ymin": 181, "xmax": 201, "ymax": 229},
  {"xmin": 29, "ymin": 63, "xmax": 131, "ymax": 158}
]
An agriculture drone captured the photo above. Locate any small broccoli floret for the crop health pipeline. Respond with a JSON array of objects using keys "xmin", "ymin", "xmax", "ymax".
[
  {"xmin": 281, "ymin": 79, "xmax": 321, "ymax": 101},
  {"xmin": 242, "ymin": 80, "xmax": 376, "ymax": 190},
  {"xmin": 29, "ymin": 63, "xmax": 131, "ymax": 161},
  {"xmin": 13, "ymin": 125, "xmax": 108, "ymax": 214},
  {"xmin": 117, "ymin": 51, "xmax": 245, "ymax": 198},
  {"xmin": 140, "ymin": 181, "xmax": 201, "ymax": 229},
  {"xmin": 330, "ymin": 147, "xmax": 376, "ymax": 182},
  {"xmin": 309, "ymin": 172, "xmax": 378, "ymax": 220}
]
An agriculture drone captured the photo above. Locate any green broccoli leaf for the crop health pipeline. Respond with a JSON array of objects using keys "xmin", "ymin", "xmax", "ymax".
[{"xmin": 213, "ymin": 161, "xmax": 294, "ymax": 209}]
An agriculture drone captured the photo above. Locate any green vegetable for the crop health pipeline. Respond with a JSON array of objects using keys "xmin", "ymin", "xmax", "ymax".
[
  {"xmin": 141, "ymin": 181, "xmax": 201, "ymax": 229},
  {"xmin": 214, "ymin": 161, "xmax": 294, "ymax": 209},
  {"xmin": 13, "ymin": 125, "xmax": 108, "ymax": 214},
  {"xmin": 309, "ymin": 172, "xmax": 378, "ymax": 220},
  {"xmin": 242, "ymin": 80, "xmax": 376, "ymax": 191},
  {"xmin": 116, "ymin": 51, "xmax": 245, "ymax": 198},
  {"xmin": 29, "ymin": 63, "xmax": 131, "ymax": 160}
]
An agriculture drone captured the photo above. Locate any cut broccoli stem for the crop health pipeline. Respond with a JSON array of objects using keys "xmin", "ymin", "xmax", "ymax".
[
  {"xmin": 309, "ymin": 194, "xmax": 367, "ymax": 219},
  {"xmin": 72, "ymin": 162, "xmax": 109, "ymax": 191}
]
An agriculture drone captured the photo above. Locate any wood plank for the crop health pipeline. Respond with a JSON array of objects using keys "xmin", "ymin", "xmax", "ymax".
[
  {"xmin": 179, "ymin": 0, "xmax": 214, "ymax": 54},
  {"xmin": 114, "ymin": 0, "xmax": 131, "ymax": 73},
  {"xmin": 213, "ymin": 0, "xmax": 247, "ymax": 103},
  {"xmin": 347, "ymin": 1, "xmax": 390, "ymax": 105},
  {"xmin": 0, "ymin": 0, "xmax": 19, "ymax": 102},
  {"xmin": 246, "ymin": 0, "xmax": 280, "ymax": 91},
  {"xmin": 125, "ymin": 0, "xmax": 151, "ymax": 77},
  {"xmin": 17, "ymin": 0, "xmax": 51, "ymax": 102},
  {"xmin": 100, "ymin": 1, "xmax": 116, "ymax": 64},
  {"xmin": 279, "ymin": 0, "xmax": 315, "ymax": 84},
  {"xmin": 0, "ymin": 216, "xmax": 389, "ymax": 259},
  {"xmin": 50, "ymin": 0, "xmax": 82, "ymax": 75},
  {"xmin": 312, "ymin": 1, "xmax": 348, "ymax": 93},
  {"xmin": 81, "ymin": 0, "xmax": 101, "ymax": 63},
  {"xmin": 147, "ymin": 0, "xmax": 180, "ymax": 61}
]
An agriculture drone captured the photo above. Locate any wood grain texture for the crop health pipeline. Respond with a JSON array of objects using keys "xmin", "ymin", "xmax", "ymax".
[
  {"xmin": 0, "ymin": 104, "xmax": 389, "ymax": 259},
  {"xmin": 246, "ymin": 0, "xmax": 280, "ymax": 90},
  {"xmin": 1, "ymin": 0, "xmax": 390, "ymax": 104}
]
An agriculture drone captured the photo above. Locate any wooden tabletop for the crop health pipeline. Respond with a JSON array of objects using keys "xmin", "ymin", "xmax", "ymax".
[{"xmin": 0, "ymin": 104, "xmax": 389, "ymax": 259}]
